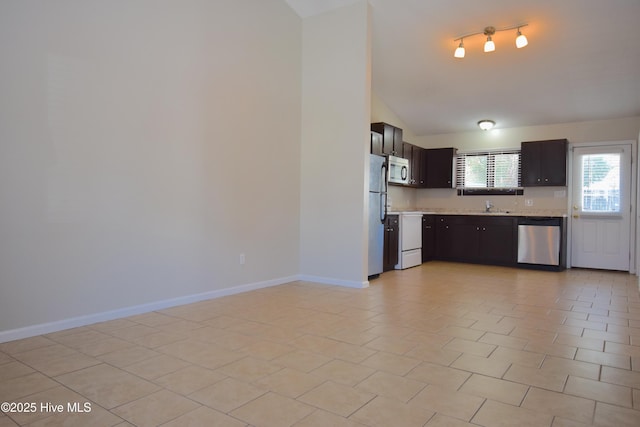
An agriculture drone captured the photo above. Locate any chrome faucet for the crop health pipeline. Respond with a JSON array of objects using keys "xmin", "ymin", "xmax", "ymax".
[{"xmin": 485, "ymin": 200, "xmax": 494, "ymax": 213}]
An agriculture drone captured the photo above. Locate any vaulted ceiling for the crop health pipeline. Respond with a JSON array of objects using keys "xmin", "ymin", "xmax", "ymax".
[{"xmin": 285, "ymin": 0, "xmax": 640, "ymax": 135}]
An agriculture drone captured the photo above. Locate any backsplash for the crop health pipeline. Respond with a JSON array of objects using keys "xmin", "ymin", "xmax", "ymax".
[{"xmin": 389, "ymin": 185, "xmax": 568, "ymax": 214}]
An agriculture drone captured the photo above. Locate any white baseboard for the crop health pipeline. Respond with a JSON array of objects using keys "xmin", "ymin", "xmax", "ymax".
[
  {"xmin": 0, "ymin": 275, "xmax": 298, "ymax": 344},
  {"xmin": 297, "ymin": 274, "xmax": 369, "ymax": 289}
]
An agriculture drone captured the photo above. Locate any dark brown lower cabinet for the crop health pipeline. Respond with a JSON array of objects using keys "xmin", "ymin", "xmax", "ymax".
[
  {"xmin": 478, "ymin": 217, "xmax": 518, "ymax": 264},
  {"xmin": 435, "ymin": 215, "xmax": 517, "ymax": 265},
  {"xmin": 422, "ymin": 215, "xmax": 435, "ymax": 262},
  {"xmin": 383, "ymin": 215, "xmax": 399, "ymax": 272}
]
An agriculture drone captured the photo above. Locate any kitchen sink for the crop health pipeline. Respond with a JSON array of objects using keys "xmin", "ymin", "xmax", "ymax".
[{"xmin": 465, "ymin": 210, "xmax": 514, "ymax": 216}]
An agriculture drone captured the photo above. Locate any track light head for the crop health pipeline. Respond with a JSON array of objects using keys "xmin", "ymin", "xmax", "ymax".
[
  {"xmin": 454, "ymin": 39, "xmax": 465, "ymax": 58},
  {"xmin": 516, "ymin": 28, "xmax": 528, "ymax": 48},
  {"xmin": 484, "ymin": 36, "xmax": 495, "ymax": 53},
  {"xmin": 483, "ymin": 26, "xmax": 496, "ymax": 52}
]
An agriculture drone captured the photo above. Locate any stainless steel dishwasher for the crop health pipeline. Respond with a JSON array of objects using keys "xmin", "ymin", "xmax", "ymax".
[{"xmin": 517, "ymin": 217, "xmax": 562, "ymax": 266}]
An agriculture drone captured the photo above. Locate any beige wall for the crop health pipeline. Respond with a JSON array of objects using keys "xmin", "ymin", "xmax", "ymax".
[
  {"xmin": 299, "ymin": 1, "xmax": 371, "ymax": 287},
  {"xmin": 0, "ymin": 0, "xmax": 302, "ymax": 336}
]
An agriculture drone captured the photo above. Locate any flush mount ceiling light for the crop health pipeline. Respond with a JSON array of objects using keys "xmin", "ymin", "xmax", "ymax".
[
  {"xmin": 453, "ymin": 24, "xmax": 528, "ymax": 58},
  {"xmin": 478, "ymin": 120, "xmax": 496, "ymax": 131}
]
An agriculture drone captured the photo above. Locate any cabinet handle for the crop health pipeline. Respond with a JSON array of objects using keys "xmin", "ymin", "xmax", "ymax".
[
  {"xmin": 482, "ymin": 227, "xmax": 486, "ymax": 231},
  {"xmin": 425, "ymin": 226, "xmax": 432, "ymax": 229},
  {"xmin": 476, "ymin": 227, "xmax": 480, "ymax": 231}
]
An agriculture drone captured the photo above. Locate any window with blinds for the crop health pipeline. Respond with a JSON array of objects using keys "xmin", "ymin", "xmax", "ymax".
[{"xmin": 455, "ymin": 149, "xmax": 522, "ymax": 195}]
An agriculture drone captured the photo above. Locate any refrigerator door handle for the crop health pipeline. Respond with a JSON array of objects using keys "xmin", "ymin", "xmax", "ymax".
[{"xmin": 381, "ymin": 163, "xmax": 388, "ymax": 223}]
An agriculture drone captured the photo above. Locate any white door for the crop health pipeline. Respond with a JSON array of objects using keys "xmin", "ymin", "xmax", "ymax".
[{"xmin": 571, "ymin": 144, "xmax": 632, "ymax": 270}]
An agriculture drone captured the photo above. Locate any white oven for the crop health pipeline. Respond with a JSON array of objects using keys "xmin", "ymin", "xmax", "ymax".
[{"xmin": 396, "ymin": 212, "xmax": 422, "ymax": 269}]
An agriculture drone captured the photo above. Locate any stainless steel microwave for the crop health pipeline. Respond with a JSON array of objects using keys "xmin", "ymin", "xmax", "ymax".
[{"xmin": 388, "ymin": 155, "xmax": 409, "ymax": 185}]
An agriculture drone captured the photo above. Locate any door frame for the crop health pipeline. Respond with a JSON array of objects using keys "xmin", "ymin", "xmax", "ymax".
[{"xmin": 566, "ymin": 140, "xmax": 637, "ymax": 273}]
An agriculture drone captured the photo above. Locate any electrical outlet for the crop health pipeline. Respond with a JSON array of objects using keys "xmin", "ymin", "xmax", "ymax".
[
  {"xmin": 239, "ymin": 253, "xmax": 245, "ymax": 265},
  {"xmin": 525, "ymin": 199, "xmax": 533, "ymax": 207}
]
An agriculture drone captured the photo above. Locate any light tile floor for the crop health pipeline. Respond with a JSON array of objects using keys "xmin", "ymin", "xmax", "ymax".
[{"xmin": 1, "ymin": 262, "xmax": 639, "ymax": 426}]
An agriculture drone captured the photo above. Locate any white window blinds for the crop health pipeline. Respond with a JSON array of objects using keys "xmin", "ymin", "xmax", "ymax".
[{"xmin": 455, "ymin": 150, "xmax": 521, "ymax": 189}]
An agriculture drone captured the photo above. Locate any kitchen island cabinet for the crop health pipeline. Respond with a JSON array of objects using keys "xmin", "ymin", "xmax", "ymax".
[{"xmin": 521, "ymin": 139, "xmax": 568, "ymax": 186}]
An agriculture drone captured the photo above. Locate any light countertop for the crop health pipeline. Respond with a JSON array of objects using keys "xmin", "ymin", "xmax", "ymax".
[{"xmin": 388, "ymin": 209, "xmax": 567, "ymax": 217}]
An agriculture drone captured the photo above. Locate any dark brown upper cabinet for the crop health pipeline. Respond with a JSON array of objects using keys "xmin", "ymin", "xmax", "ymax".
[
  {"xmin": 521, "ymin": 139, "xmax": 568, "ymax": 187},
  {"xmin": 370, "ymin": 131, "xmax": 383, "ymax": 156},
  {"xmin": 402, "ymin": 142, "xmax": 423, "ymax": 187},
  {"xmin": 424, "ymin": 148, "xmax": 456, "ymax": 188},
  {"xmin": 371, "ymin": 122, "xmax": 403, "ymax": 157}
]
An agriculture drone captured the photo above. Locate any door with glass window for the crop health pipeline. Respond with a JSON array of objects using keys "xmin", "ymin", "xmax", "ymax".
[{"xmin": 571, "ymin": 144, "xmax": 631, "ymax": 270}]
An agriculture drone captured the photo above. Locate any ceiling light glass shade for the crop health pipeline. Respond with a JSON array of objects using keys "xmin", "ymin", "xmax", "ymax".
[
  {"xmin": 478, "ymin": 120, "xmax": 495, "ymax": 130},
  {"xmin": 515, "ymin": 30, "xmax": 528, "ymax": 48},
  {"xmin": 484, "ymin": 36, "xmax": 495, "ymax": 52},
  {"xmin": 454, "ymin": 41, "xmax": 465, "ymax": 58}
]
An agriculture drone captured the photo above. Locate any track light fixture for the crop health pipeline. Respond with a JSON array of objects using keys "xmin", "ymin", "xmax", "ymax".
[{"xmin": 453, "ymin": 24, "xmax": 528, "ymax": 58}]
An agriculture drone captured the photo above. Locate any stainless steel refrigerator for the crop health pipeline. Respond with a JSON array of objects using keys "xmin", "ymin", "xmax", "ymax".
[{"xmin": 368, "ymin": 153, "xmax": 387, "ymax": 279}]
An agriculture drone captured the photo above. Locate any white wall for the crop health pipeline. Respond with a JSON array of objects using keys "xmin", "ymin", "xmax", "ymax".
[
  {"xmin": 372, "ymin": 92, "xmax": 640, "ymax": 213},
  {"xmin": 413, "ymin": 116, "xmax": 640, "ymax": 212},
  {"xmin": 414, "ymin": 116, "xmax": 640, "ymax": 151},
  {"xmin": 299, "ymin": 1, "xmax": 371, "ymax": 287},
  {"xmin": 0, "ymin": 0, "xmax": 302, "ymax": 337}
]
